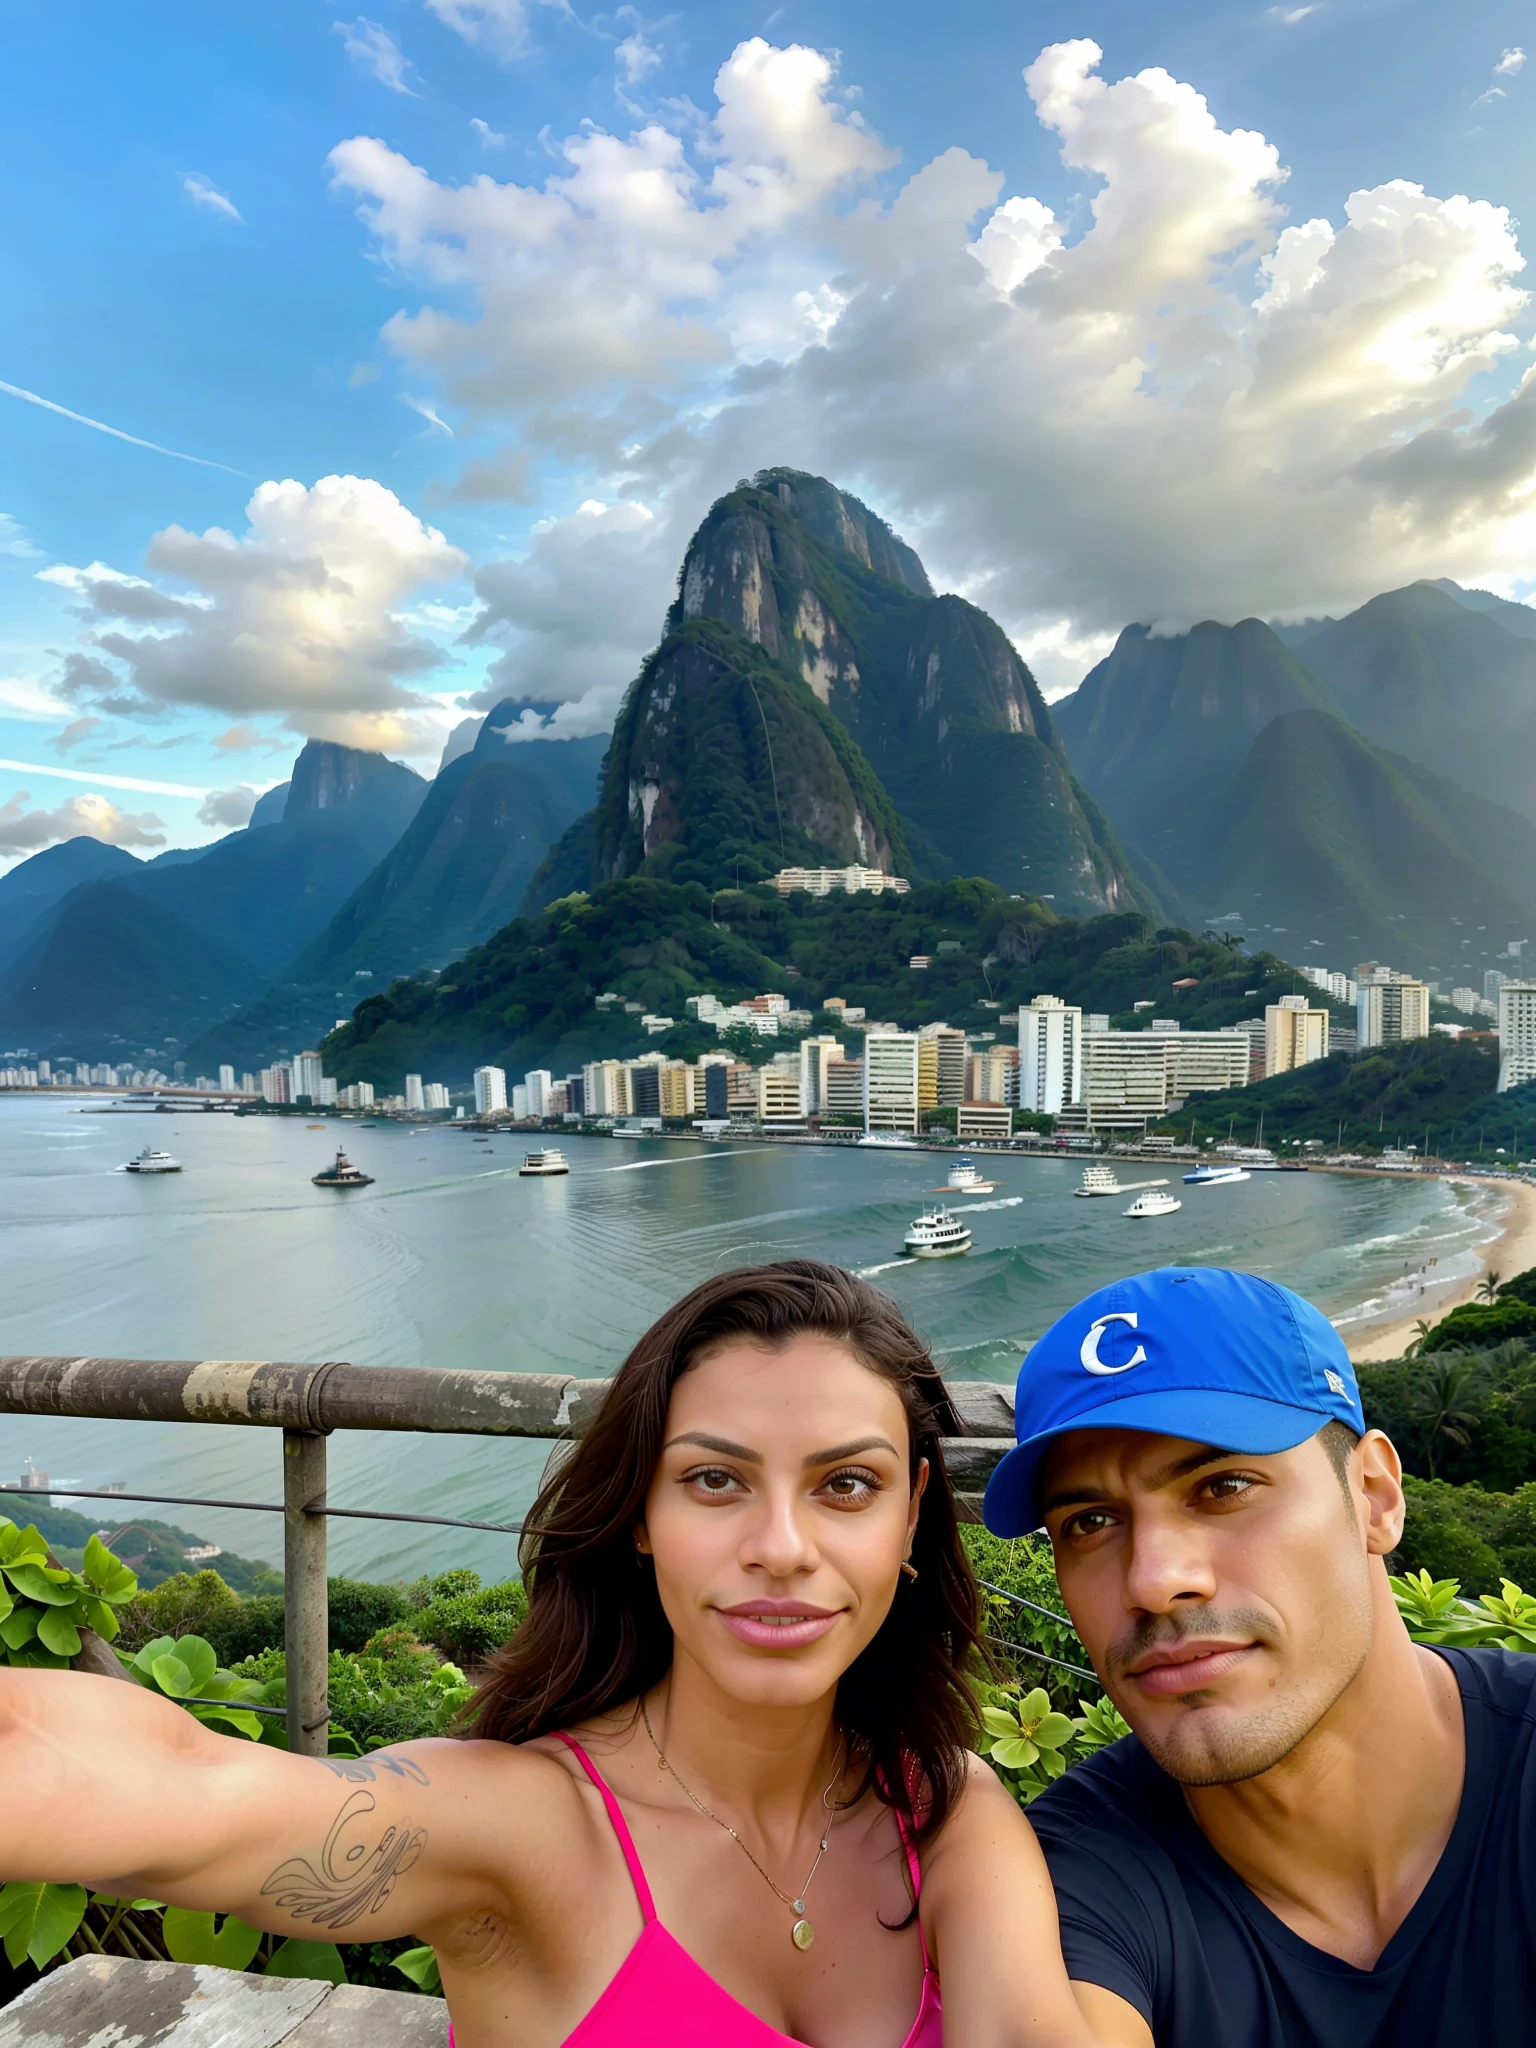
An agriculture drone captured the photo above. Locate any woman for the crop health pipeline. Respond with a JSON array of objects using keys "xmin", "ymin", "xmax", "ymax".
[{"xmin": 0, "ymin": 1261, "xmax": 1091, "ymax": 2048}]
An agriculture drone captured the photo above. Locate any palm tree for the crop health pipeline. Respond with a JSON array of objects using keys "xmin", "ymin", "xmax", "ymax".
[
  {"xmin": 1403, "ymin": 1318, "xmax": 1433, "ymax": 1359},
  {"xmin": 1478, "ymin": 1270, "xmax": 1503, "ymax": 1304},
  {"xmin": 1405, "ymin": 1354, "xmax": 1484, "ymax": 1480}
]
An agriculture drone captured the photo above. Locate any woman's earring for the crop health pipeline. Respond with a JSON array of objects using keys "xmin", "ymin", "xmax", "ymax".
[{"xmin": 900, "ymin": 1561, "xmax": 918, "ymax": 1582}]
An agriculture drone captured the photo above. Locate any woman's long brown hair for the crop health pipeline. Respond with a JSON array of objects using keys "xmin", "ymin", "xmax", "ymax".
[{"xmin": 464, "ymin": 1259, "xmax": 983, "ymax": 1841}]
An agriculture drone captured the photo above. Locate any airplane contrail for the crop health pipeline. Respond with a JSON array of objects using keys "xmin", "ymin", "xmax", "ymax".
[
  {"xmin": 0, "ymin": 758, "xmax": 211, "ymax": 799},
  {"xmin": 0, "ymin": 379, "xmax": 247, "ymax": 477}
]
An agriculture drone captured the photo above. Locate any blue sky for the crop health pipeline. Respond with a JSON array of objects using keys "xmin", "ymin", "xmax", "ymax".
[{"xmin": 1, "ymin": 0, "xmax": 1533, "ymax": 864}]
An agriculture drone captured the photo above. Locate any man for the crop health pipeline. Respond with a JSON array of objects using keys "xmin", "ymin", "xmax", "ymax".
[{"xmin": 984, "ymin": 1265, "xmax": 1536, "ymax": 2048}]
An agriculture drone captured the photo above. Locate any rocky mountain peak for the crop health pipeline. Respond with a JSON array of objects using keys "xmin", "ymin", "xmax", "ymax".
[{"xmin": 283, "ymin": 741, "xmax": 426, "ymax": 821}]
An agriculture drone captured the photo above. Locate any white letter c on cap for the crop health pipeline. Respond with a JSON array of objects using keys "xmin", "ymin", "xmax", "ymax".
[{"xmin": 1080, "ymin": 1311, "xmax": 1147, "ymax": 1377}]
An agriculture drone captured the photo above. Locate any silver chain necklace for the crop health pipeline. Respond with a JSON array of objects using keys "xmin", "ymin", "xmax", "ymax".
[{"xmin": 640, "ymin": 1694, "xmax": 843, "ymax": 1951}]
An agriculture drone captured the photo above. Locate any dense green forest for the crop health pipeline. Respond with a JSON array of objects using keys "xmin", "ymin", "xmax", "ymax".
[{"xmin": 323, "ymin": 877, "xmax": 1331, "ymax": 1088}]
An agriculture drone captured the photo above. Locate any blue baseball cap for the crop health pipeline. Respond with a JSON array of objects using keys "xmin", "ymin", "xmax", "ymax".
[{"xmin": 983, "ymin": 1267, "xmax": 1365, "ymax": 1537}]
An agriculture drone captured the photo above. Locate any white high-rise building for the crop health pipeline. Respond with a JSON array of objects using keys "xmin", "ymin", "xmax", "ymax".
[
  {"xmin": 424, "ymin": 1082, "xmax": 451, "ymax": 1111},
  {"xmin": 524, "ymin": 1069, "xmax": 552, "ymax": 1118},
  {"xmin": 863, "ymin": 1031, "xmax": 920, "ymax": 1134},
  {"xmin": 316, "ymin": 1077, "xmax": 338, "ymax": 1107},
  {"xmin": 1357, "ymin": 973, "xmax": 1430, "ymax": 1050},
  {"xmin": 582, "ymin": 1060, "xmax": 632, "ymax": 1118},
  {"xmin": 292, "ymin": 1051, "xmax": 324, "ymax": 1101},
  {"xmin": 1162, "ymin": 1029, "xmax": 1253, "ymax": 1098},
  {"xmin": 404, "ymin": 1074, "xmax": 425, "ymax": 1112},
  {"xmin": 511, "ymin": 1084, "xmax": 530, "ymax": 1119},
  {"xmin": 1018, "ymin": 995, "xmax": 1083, "ymax": 1116},
  {"xmin": 1498, "ymin": 983, "xmax": 1536, "ymax": 1092},
  {"xmin": 260, "ymin": 1064, "xmax": 293, "ymax": 1105},
  {"xmin": 218, "ymin": 1064, "xmax": 235, "ymax": 1093},
  {"xmin": 1265, "ymin": 997, "xmax": 1330, "ymax": 1076},
  {"xmin": 474, "ymin": 1065, "xmax": 508, "ymax": 1115},
  {"xmin": 798, "ymin": 1035, "xmax": 844, "ymax": 1115},
  {"xmin": 1080, "ymin": 1028, "xmax": 1169, "ymax": 1130}
]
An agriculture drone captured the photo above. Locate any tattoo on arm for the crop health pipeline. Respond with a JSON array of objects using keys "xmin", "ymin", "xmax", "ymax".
[
  {"xmin": 260, "ymin": 1788, "xmax": 428, "ymax": 1930},
  {"xmin": 319, "ymin": 1755, "xmax": 429, "ymax": 1786}
]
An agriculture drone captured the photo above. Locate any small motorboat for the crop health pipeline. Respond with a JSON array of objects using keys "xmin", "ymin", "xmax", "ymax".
[
  {"xmin": 312, "ymin": 1148, "xmax": 374, "ymax": 1188},
  {"xmin": 124, "ymin": 1147, "xmax": 181, "ymax": 1174},
  {"xmin": 933, "ymin": 1156, "xmax": 997, "ymax": 1194},
  {"xmin": 1125, "ymin": 1189, "xmax": 1182, "ymax": 1218},
  {"xmin": 1182, "ymin": 1165, "xmax": 1251, "ymax": 1186},
  {"xmin": 902, "ymin": 1207, "xmax": 973, "ymax": 1258},
  {"xmin": 519, "ymin": 1149, "xmax": 570, "ymax": 1177}
]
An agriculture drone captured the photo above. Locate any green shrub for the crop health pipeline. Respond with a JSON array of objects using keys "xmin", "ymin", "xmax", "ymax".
[
  {"xmin": 410, "ymin": 1575, "xmax": 527, "ymax": 1665},
  {"xmin": 122, "ymin": 1574, "xmax": 412, "ymax": 1662},
  {"xmin": 958, "ymin": 1526, "xmax": 1093, "ymax": 1702}
]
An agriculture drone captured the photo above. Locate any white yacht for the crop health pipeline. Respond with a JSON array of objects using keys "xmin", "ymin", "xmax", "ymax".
[
  {"xmin": 858, "ymin": 1132, "xmax": 924, "ymax": 1152},
  {"xmin": 1074, "ymin": 1164, "xmax": 1123, "ymax": 1197},
  {"xmin": 1182, "ymin": 1164, "xmax": 1251, "ymax": 1186},
  {"xmin": 124, "ymin": 1147, "xmax": 181, "ymax": 1174},
  {"xmin": 937, "ymin": 1156, "xmax": 997, "ymax": 1193},
  {"xmin": 902, "ymin": 1207, "xmax": 973, "ymax": 1258},
  {"xmin": 1125, "ymin": 1189, "xmax": 1182, "ymax": 1218},
  {"xmin": 519, "ymin": 1149, "xmax": 570, "ymax": 1177}
]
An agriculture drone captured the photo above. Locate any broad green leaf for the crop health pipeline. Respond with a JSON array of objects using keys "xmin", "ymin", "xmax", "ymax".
[
  {"xmin": 0, "ymin": 1582, "xmax": 11, "ymax": 1625},
  {"xmin": 2, "ymin": 1562, "xmax": 78, "ymax": 1606},
  {"xmin": 1018, "ymin": 1687, "xmax": 1052, "ymax": 1723},
  {"xmin": 0, "ymin": 1522, "xmax": 48, "ymax": 1568},
  {"xmin": 267, "ymin": 1938, "xmax": 347, "ymax": 1983},
  {"xmin": 0, "ymin": 1882, "xmax": 87, "ymax": 1968},
  {"xmin": 151, "ymin": 1653, "xmax": 194, "ymax": 1698},
  {"xmin": 188, "ymin": 1704, "xmax": 264, "ymax": 1741},
  {"xmin": 35, "ymin": 1607, "xmax": 82, "ymax": 1658},
  {"xmin": 175, "ymin": 1638, "xmax": 219, "ymax": 1695},
  {"xmin": 1033, "ymin": 1713, "xmax": 1077, "ymax": 1751},
  {"xmin": 991, "ymin": 1736, "xmax": 1042, "ymax": 1771},
  {"xmin": 0, "ymin": 1607, "xmax": 38, "ymax": 1651},
  {"xmin": 82, "ymin": 1534, "xmax": 138, "ymax": 1602},
  {"xmin": 81, "ymin": 1595, "xmax": 120, "ymax": 1641},
  {"xmin": 162, "ymin": 1907, "xmax": 264, "ymax": 1971},
  {"xmin": 979, "ymin": 1705, "xmax": 1022, "ymax": 1740},
  {"xmin": 391, "ymin": 1943, "xmax": 443, "ymax": 1995}
]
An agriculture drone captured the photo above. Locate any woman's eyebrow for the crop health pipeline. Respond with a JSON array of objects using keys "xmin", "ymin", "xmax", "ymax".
[
  {"xmin": 665, "ymin": 1431, "xmax": 763, "ymax": 1462},
  {"xmin": 804, "ymin": 1436, "xmax": 899, "ymax": 1466}
]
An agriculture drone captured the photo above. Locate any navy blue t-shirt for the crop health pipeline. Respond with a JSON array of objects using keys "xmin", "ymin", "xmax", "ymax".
[{"xmin": 1029, "ymin": 1648, "xmax": 1536, "ymax": 2046}]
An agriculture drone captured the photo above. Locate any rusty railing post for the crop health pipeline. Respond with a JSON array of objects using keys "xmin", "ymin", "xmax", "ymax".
[{"xmin": 282, "ymin": 1429, "xmax": 329, "ymax": 1757}]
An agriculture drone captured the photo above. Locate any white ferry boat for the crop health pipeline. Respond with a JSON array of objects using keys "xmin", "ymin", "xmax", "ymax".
[
  {"xmin": 902, "ymin": 1207, "xmax": 973, "ymax": 1258},
  {"xmin": 1074, "ymin": 1164, "xmax": 1123, "ymax": 1197},
  {"xmin": 312, "ymin": 1148, "xmax": 374, "ymax": 1189},
  {"xmin": 519, "ymin": 1149, "xmax": 570, "ymax": 1177},
  {"xmin": 858, "ymin": 1132, "xmax": 924, "ymax": 1152},
  {"xmin": 935, "ymin": 1156, "xmax": 997, "ymax": 1193},
  {"xmin": 124, "ymin": 1147, "xmax": 181, "ymax": 1174},
  {"xmin": 1125, "ymin": 1188, "xmax": 1182, "ymax": 1218},
  {"xmin": 1183, "ymin": 1164, "xmax": 1251, "ymax": 1186}
]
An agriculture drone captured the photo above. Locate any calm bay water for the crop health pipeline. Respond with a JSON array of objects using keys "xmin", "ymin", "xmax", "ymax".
[{"xmin": 0, "ymin": 1099, "xmax": 1502, "ymax": 1580}]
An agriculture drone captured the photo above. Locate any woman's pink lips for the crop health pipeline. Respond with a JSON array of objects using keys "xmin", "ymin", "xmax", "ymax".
[
  {"xmin": 715, "ymin": 1601, "xmax": 842, "ymax": 1649},
  {"xmin": 1127, "ymin": 1643, "xmax": 1258, "ymax": 1696}
]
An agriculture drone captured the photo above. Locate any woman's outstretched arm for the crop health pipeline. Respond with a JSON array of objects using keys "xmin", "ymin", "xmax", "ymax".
[
  {"xmin": 917, "ymin": 1757, "xmax": 1099, "ymax": 2048},
  {"xmin": 0, "ymin": 1668, "xmax": 512, "ymax": 1945}
]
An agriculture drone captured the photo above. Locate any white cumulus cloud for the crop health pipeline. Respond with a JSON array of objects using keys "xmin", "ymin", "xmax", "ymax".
[
  {"xmin": 0, "ymin": 790, "xmax": 166, "ymax": 855},
  {"xmin": 1495, "ymin": 47, "xmax": 1525, "ymax": 77},
  {"xmin": 181, "ymin": 173, "xmax": 242, "ymax": 222},
  {"xmin": 43, "ymin": 475, "xmax": 470, "ymax": 752},
  {"xmin": 196, "ymin": 785, "xmax": 260, "ymax": 829}
]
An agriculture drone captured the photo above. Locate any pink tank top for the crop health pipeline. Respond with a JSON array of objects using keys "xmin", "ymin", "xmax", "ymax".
[{"xmin": 448, "ymin": 1734, "xmax": 943, "ymax": 2048}]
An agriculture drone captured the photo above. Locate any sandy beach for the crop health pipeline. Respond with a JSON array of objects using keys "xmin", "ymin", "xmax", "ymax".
[{"xmin": 1347, "ymin": 1175, "xmax": 1536, "ymax": 1363}]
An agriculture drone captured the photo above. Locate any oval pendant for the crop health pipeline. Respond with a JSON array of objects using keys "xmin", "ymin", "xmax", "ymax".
[{"xmin": 791, "ymin": 1918, "xmax": 815, "ymax": 1951}]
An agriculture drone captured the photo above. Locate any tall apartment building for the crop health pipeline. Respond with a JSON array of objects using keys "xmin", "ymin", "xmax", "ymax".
[
  {"xmin": 919, "ymin": 1025, "xmax": 968, "ymax": 1105},
  {"xmin": 291, "ymin": 1051, "xmax": 324, "ymax": 1101},
  {"xmin": 823, "ymin": 1058, "xmax": 865, "ymax": 1124},
  {"xmin": 966, "ymin": 1050, "xmax": 1013, "ymax": 1105},
  {"xmin": 218, "ymin": 1064, "xmax": 236, "ymax": 1093},
  {"xmin": 1498, "ymin": 982, "xmax": 1536, "ymax": 1092},
  {"xmin": 864, "ymin": 1031, "xmax": 921, "ymax": 1134},
  {"xmin": 1486, "ymin": 969, "xmax": 1509, "ymax": 1006},
  {"xmin": 404, "ymin": 1074, "xmax": 425, "ymax": 1112},
  {"xmin": 798, "ymin": 1035, "xmax": 845, "ymax": 1116},
  {"xmin": 1357, "ymin": 973, "xmax": 1430, "ymax": 1050},
  {"xmin": 473, "ymin": 1065, "xmax": 507, "ymax": 1115},
  {"xmin": 1018, "ymin": 995, "xmax": 1083, "ymax": 1115},
  {"xmin": 337, "ymin": 1080, "xmax": 374, "ymax": 1110},
  {"xmin": 658, "ymin": 1062, "xmax": 696, "ymax": 1119},
  {"xmin": 523, "ymin": 1069, "xmax": 552, "ymax": 1118},
  {"xmin": 756, "ymin": 1068, "xmax": 804, "ymax": 1123},
  {"xmin": 1080, "ymin": 1026, "xmax": 1169, "ymax": 1131},
  {"xmin": 1266, "ymin": 996, "xmax": 1330, "ymax": 1075},
  {"xmin": 916, "ymin": 1036, "xmax": 940, "ymax": 1112},
  {"xmin": 424, "ymin": 1082, "xmax": 451, "ymax": 1111},
  {"xmin": 260, "ymin": 1064, "xmax": 293, "ymax": 1105},
  {"xmin": 1158, "ymin": 1026, "xmax": 1252, "ymax": 1099},
  {"xmin": 581, "ymin": 1061, "xmax": 632, "ymax": 1118}
]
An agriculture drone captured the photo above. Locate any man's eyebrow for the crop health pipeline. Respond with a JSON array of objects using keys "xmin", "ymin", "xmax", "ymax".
[
  {"xmin": 803, "ymin": 1436, "xmax": 899, "ymax": 1466},
  {"xmin": 665, "ymin": 1432, "xmax": 762, "ymax": 1462},
  {"xmin": 1041, "ymin": 1445, "xmax": 1237, "ymax": 1515}
]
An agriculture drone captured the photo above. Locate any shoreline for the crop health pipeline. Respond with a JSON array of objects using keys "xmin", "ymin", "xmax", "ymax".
[{"xmin": 1346, "ymin": 1175, "xmax": 1536, "ymax": 1363}]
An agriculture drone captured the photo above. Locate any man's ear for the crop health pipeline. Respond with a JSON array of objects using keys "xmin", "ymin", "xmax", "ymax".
[{"xmin": 1357, "ymin": 1429, "xmax": 1406, "ymax": 1556}]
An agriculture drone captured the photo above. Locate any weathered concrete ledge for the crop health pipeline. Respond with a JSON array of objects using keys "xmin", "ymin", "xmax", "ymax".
[{"xmin": 0, "ymin": 1954, "xmax": 448, "ymax": 2045}]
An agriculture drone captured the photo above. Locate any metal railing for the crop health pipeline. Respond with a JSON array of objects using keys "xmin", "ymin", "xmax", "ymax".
[{"xmin": 0, "ymin": 1354, "xmax": 1017, "ymax": 1755}]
